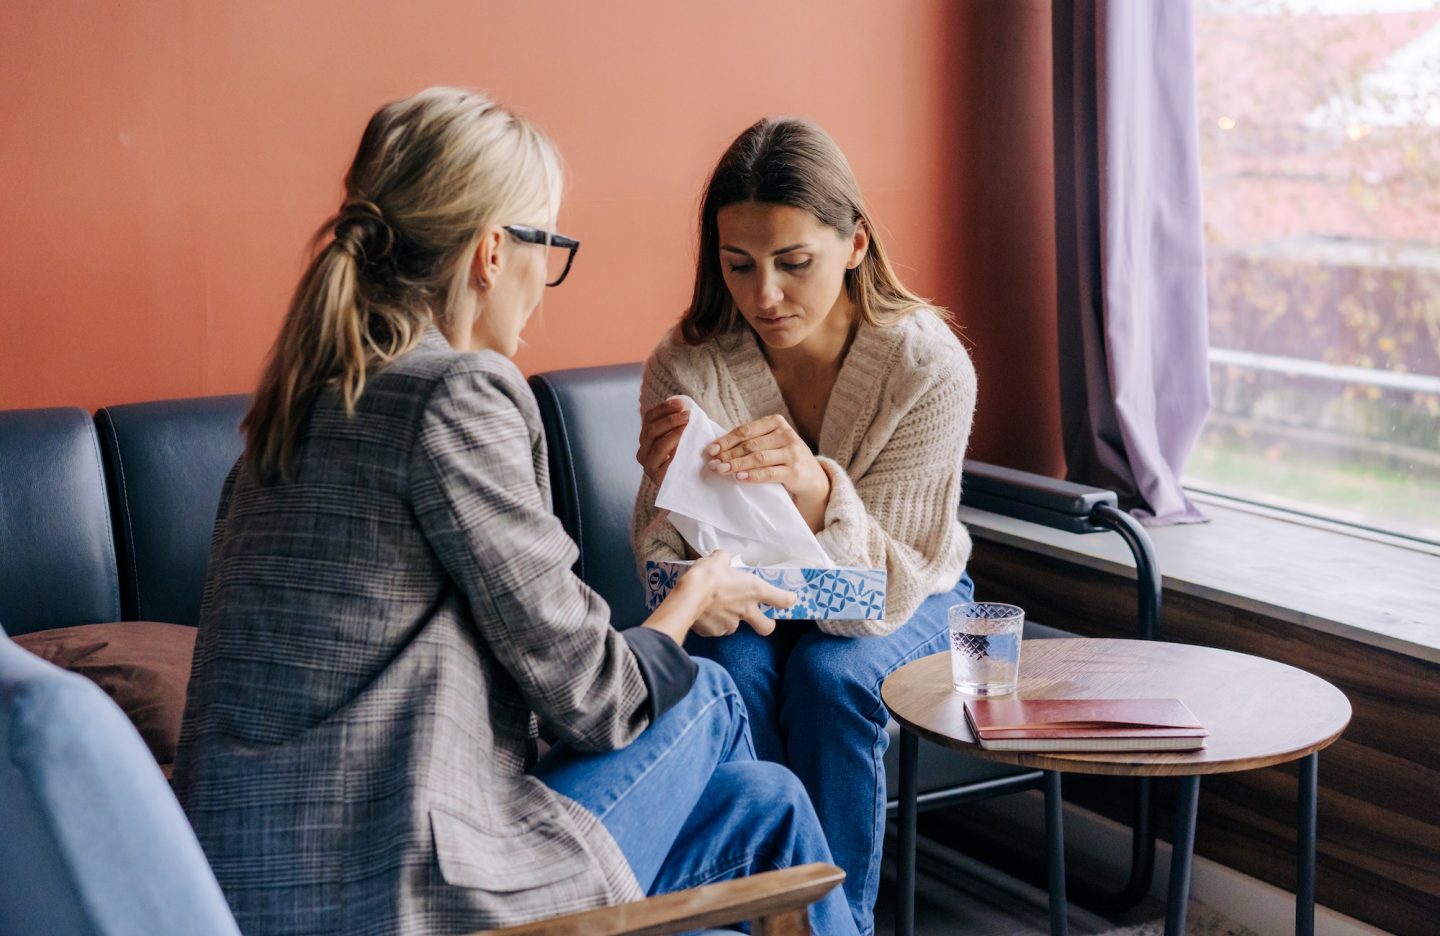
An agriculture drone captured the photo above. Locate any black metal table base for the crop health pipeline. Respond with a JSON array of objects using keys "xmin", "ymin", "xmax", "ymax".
[
  {"xmin": 893, "ymin": 733, "xmax": 1323, "ymax": 936},
  {"xmin": 1044, "ymin": 771, "xmax": 1068, "ymax": 936},
  {"xmin": 897, "ymin": 728, "xmax": 919, "ymax": 936},
  {"xmin": 1164, "ymin": 775, "xmax": 1202, "ymax": 936},
  {"xmin": 1297, "ymin": 752, "xmax": 1318, "ymax": 936}
]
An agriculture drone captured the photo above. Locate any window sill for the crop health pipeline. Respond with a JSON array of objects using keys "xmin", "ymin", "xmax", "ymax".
[{"xmin": 959, "ymin": 492, "xmax": 1440, "ymax": 664}]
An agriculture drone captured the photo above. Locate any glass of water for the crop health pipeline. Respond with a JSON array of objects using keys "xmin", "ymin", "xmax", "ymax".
[{"xmin": 948, "ymin": 602, "xmax": 1025, "ymax": 695}]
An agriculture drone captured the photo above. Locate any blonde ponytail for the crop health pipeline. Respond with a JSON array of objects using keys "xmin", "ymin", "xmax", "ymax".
[{"xmin": 243, "ymin": 89, "xmax": 562, "ymax": 483}]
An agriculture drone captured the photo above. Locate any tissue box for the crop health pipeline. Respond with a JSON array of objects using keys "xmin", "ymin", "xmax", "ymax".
[{"xmin": 644, "ymin": 560, "xmax": 887, "ymax": 620}]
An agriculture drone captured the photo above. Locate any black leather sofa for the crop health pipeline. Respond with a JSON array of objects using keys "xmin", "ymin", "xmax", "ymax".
[
  {"xmin": 0, "ymin": 396, "xmax": 251, "ymax": 775},
  {"xmin": 0, "ymin": 364, "xmax": 1160, "ymax": 911},
  {"xmin": 0, "ymin": 396, "xmax": 250, "ymax": 638}
]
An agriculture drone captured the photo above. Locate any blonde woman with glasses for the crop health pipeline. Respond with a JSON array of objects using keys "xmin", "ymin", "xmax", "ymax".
[{"xmin": 172, "ymin": 88, "xmax": 857, "ymax": 936}]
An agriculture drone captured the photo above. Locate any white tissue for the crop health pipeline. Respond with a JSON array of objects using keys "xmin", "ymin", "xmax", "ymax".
[{"xmin": 654, "ymin": 397, "xmax": 833, "ymax": 568}]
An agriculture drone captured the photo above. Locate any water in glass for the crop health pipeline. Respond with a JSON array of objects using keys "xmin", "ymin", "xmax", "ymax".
[{"xmin": 948, "ymin": 602, "xmax": 1024, "ymax": 695}]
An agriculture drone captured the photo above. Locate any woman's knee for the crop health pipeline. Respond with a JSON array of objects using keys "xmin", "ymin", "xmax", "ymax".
[
  {"xmin": 784, "ymin": 640, "xmax": 881, "ymax": 713},
  {"xmin": 684, "ymin": 657, "xmax": 752, "ymax": 733},
  {"xmin": 788, "ymin": 589, "xmax": 961, "ymax": 708},
  {"xmin": 688, "ymin": 623, "xmax": 776, "ymax": 671},
  {"xmin": 691, "ymin": 656, "xmax": 739, "ymax": 699},
  {"xmin": 688, "ymin": 628, "xmax": 782, "ymax": 705},
  {"xmin": 713, "ymin": 762, "xmax": 824, "ymax": 839},
  {"xmin": 661, "ymin": 762, "xmax": 833, "ymax": 887}
]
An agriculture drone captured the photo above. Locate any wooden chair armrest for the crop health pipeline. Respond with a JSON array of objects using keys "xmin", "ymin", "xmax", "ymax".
[{"xmin": 468, "ymin": 862, "xmax": 845, "ymax": 936}]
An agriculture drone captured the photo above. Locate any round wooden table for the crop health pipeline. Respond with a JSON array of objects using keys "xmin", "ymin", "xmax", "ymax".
[{"xmin": 882, "ymin": 639, "xmax": 1351, "ymax": 936}]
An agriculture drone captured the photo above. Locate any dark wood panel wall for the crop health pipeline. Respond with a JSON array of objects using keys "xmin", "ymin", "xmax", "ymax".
[{"xmin": 941, "ymin": 539, "xmax": 1439, "ymax": 935}]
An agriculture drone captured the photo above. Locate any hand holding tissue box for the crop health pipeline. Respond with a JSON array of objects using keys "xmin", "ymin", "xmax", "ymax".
[{"xmin": 643, "ymin": 397, "xmax": 886, "ymax": 620}]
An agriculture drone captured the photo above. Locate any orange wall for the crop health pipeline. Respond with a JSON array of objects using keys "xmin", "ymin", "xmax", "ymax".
[{"xmin": 0, "ymin": 0, "xmax": 1062, "ymax": 472}]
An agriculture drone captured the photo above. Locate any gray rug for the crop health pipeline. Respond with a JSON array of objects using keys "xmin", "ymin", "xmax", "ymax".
[{"xmin": 1102, "ymin": 902, "xmax": 1259, "ymax": 936}]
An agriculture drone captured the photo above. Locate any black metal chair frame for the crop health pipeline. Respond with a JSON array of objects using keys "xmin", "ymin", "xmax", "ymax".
[{"xmin": 891, "ymin": 459, "xmax": 1162, "ymax": 917}]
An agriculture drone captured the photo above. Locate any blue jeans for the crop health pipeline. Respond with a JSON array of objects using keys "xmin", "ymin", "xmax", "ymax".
[
  {"xmin": 532, "ymin": 657, "xmax": 859, "ymax": 936},
  {"xmin": 686, "ymin": 574, "xmax": 975, "ymax": 936}
]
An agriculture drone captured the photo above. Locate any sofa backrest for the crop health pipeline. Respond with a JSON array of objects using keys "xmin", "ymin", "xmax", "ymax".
[
  {"xmin": 95, "ymin": 395, "xmax": 250, "ymax": 626},
  {"xmin": 529, "ymin": 365, "xmax": 649, "ymax": 631},
  {"xmin": 0, "ymin": 407, "xmax": 120, "ymax": 636}
]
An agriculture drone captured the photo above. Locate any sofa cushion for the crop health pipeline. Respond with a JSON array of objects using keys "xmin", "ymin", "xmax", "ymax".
[
  {"xmin": 13, "ymin": 622, "xmax": 195, "ymax": 769},
  {"xmin": 0, "ymin": 407, "xmax": 120, "ymax": 636},
  {"xmin": 95, "ymin": 394, "xmax": 249, "ymax": 625}
]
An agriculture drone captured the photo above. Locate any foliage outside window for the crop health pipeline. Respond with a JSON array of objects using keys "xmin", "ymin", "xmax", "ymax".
[{"xmin": 1190, "ymin": 0, "xmax": 1440, "ymax": 544}]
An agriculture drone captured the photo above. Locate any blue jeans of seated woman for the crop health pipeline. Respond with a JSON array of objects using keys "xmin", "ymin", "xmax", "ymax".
[
  {"xmin": 686, "ymin": 574, "xmax": 975, "ymax": 936},
  {"xmin": 532, "ymin": 658, "xmax": 859, "ymax": 936}
]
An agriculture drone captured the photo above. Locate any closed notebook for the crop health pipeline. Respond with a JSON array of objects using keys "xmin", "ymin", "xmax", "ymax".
[{"xmin": 964, "ymin": 698, "xmax": 1207, "ymax": 752}]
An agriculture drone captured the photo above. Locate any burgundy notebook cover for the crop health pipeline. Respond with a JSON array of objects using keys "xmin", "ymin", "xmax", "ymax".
[{"xmin": 964, "ymin": 698, "xmax": 1206, "ymax": 741}]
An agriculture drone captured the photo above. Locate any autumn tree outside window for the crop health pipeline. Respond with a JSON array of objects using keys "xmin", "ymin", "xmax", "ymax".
[{"xmin": 1190, "ymin": 0, "xmax": 1440, "ymax": 544}]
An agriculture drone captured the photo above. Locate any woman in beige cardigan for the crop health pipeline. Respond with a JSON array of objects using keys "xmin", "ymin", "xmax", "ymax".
[{"xmin": 632, "ymin": 117, "xmax": 977, "ymax": 936}]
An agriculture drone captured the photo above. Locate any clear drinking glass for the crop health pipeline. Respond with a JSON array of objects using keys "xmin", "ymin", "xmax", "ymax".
[{"xmin": 948, "ymin": 602, "xmax": 1025, "ymax": 695}]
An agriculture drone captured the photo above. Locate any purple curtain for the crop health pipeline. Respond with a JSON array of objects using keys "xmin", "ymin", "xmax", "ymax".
[{"xmin": 1053, "ymin": 0, "xmax": 1210, "ymax": 525}]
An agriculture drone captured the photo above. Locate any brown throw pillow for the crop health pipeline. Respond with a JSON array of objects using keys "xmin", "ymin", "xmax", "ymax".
[{"xmin": 13, "ymin": 621, "xmax": 196, "ymax": 770}]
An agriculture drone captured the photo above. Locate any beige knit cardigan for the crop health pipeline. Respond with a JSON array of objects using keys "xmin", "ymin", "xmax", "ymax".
[{"xmin": 631, "ymin": 308, "xmax": 977, "ymax": 637}]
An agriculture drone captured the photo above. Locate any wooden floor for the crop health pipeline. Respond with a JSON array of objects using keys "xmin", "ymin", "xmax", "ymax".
[{"xmin": 873, "ymin": 838, "xmax": 1258, "ymax": 936}]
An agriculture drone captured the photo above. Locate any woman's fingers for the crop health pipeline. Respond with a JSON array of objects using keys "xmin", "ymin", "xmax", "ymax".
[
  {"xmin": 708, "ymin": 427, "xmax": 799, "ymax": 482},
  {"xmin": 713, "ymin": 451, "xmax": 806, "ymax": 486},
  {"xmin": 758, "ymin": 583, "xmax": 798, "ymax": 611},
  {"xmin": 737, "ymin": 581, "xmax": 794, "ymax": 636},
  {"xmin": 743, "ymin": 607, "xmax": 777, "ymax": 636},
  {"xmin": 641, "ymin": 424, "xmax": 686, "ymax": 483},
  {"xmin": 705, "ymin": 419, "xmax": 825, "ymax": 497},
  {"xmin": 690, "ymin": 567, "xmax": 793, "ymax": 639},
  {"xmin": 692, "ymin": 617, "xmax": 734, "ymax": 638},
  {"xmin": 640, "ymin": 450, "xmax": 667, "ymax": 485},
  {"xmin": 643, "ymin": 397, "xmax": 687, "ymax": 421},
  {"xmin": 638, "ymin": 400, "xmax": 690, "ymax": 485},
  {"xmin": 717, "ymin": 446, "xmax": 796, "ymax": 478},
  {"xmin": 710, "ymin": 435, "xmax": 788, "ymax": 470},
  {"xmin": 639, "ymin": 401, "xmax": 689, "ymax": 448},
  {"xmin": 707, "ymin": 415, "xmax": 788, "ymax": 462}
]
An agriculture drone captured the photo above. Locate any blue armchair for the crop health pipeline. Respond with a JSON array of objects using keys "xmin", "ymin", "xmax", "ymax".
[{"xmin": 0, "ymin": 629, "xmax": 241, "ymax": 936}]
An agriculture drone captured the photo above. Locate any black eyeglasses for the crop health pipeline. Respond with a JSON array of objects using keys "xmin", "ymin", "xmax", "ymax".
[{"xmin": 504, "ymin": 225, "xmax": 580, "ymax": 287}]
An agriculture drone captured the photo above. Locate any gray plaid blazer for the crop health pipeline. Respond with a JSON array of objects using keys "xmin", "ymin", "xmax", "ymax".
[{"xmin": 173, "ymin": 328, "xmax": 654, "ymax": 935}]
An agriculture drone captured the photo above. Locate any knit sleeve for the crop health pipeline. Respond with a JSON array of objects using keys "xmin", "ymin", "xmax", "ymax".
[
  {"xmin": 630, "ymin": 343, "xmax": 691, "ymax": 574},
  {"xmin": 812, "ymin": 349, "xmax": 977, "ymax": 638}
]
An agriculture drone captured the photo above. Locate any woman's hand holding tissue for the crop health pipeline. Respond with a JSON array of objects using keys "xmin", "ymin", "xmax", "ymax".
[
  {"xmin": 637, "ymin": 398, "xmax": 691, "ymax": 487},
  {"xmin": 706, "ymin": 415, "xmax": 832, "ymax": 532},
  {"xmin": 641, "ymin": 549, "xmax": 797, "ymax": 642}
]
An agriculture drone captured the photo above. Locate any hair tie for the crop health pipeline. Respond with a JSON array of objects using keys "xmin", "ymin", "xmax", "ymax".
[{"xmin": 334, "ymin": 197, "xmax": 395, "ymax": 263}]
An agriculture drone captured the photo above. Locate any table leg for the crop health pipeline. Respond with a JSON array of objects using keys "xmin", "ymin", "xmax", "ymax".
[
  {"xmin": 1164, "ymin": 775, "xmax": 1201, "ymax": 936},
  {"xmin": 1297, "ymin": 752, "xmax": 1318, "ymax": 936},
  {"xmin": 1044, "ymin": 770, "xmax": 1068, "ymax": 936},
  {"xmin": 896, "ymin": 728, "xmax": 918, "ymax": 936}
]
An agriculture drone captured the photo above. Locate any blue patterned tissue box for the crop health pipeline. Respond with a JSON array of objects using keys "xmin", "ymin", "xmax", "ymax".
[{"xmin": 644, "ymin": 560, "xmax": 887, "ymax": 620}]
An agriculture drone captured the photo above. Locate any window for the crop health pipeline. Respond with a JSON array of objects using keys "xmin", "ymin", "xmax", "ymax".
[{"xmin": 1190, "ymin": 0, "xmax": 1440, "ymax": 544}]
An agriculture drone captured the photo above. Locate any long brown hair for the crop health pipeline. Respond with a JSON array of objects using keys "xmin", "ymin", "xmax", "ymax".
[
  {"xmin": 243, "ymin": 88, "xmax": 561, "ymax": 483},
  {"xmin": 680, "ymin": 117, "xmax": 947, "ymax": 344}
]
